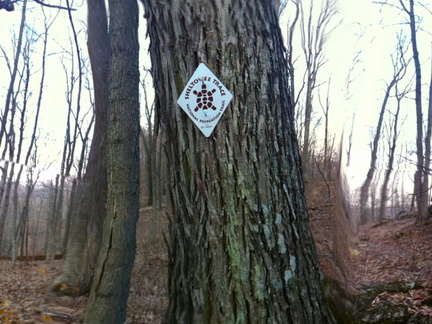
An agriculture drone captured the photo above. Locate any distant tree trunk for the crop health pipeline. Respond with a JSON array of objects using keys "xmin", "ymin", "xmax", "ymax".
[
  {"xmin": 398, "ymin": 0, "xmax": 428, "ymax": 221},
  {"xmin": 359, "ymin": 42, "xmax": 406, "ymax": 224},
  {"xmin": 45, "ymin": 175, "xmax": 60, "ymax": 264},
  {"xmin": 14, "ymin": 170, "xmax": 37, "ymax": 260},
  {"xmin": 378, "ymin": 37, "xmax": 409, "ymax": 222},
  {"xmin": 50, "ymin": 0, "xmax": 109, "ymax": 296},
  {"xmin": 32, "ymin": 198, "xmax": 43, "ymax": 256},
  {"xmin": 10, "ymin": 165, "xmax": 22, "ymax": 265},
  {"xmin": 0, "ymin": 0, "xmax": 26, "ymax": 148},
  {"xmin": 379, "ymin": 87, "xmax": 403, "ymax": 221},
  {"xmin": 320, "ymin": 78, "xmax": 332, "ymax": 183},
  {"xmin": 286, "ymin": 0, "xmax": 300, "ymax": 112},
  {"xmin": 423, "ymin": 47, "xmax": 432, "ymax": 220},
  {"xmin": 345, "ymin": 51, "xmax": 362, "ymax": 169},
  {"xmin": 0, "ymin": 163, "xmax": 15, "ymax": 254},
  {"xmin": 83, "ymin": 0, "xmax": 139, "ymax": 321},
  {"xmin": 299, "ymin": 0, "xmax": 338, "ymax": 179},
  {"xmin": 5, "ymin": 50, "xmax": 30, "ymax": 259},
  {"xmin": 140, "ymin": 71, "xmax": 159, "ymax": 207},
  {"xmin": 140, "ymin": 129, "xmax": 153, "ymax": 206},
  {"xmin": 143, "ymin": 1, "xmax": 335, "ymax": 323},
  {"xmin": 0, "ymin": 0, "xmax": 27, "ymax": 254}
]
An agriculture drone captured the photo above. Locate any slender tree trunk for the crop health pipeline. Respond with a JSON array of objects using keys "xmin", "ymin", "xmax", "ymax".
[
  {"xmin": 322, "ymin": 78, "xmax": 331, "ymax": 182},
  {"xmin": 286, "ymin": 0, "xmax": 300, "ymax": 112},
  {"xmin": 32, "ymin": 198, "xmax": 43, "ymax": 255},
  {"xmin": 303, "ymin": 80, "xmax": 314, "ymax": 175},
  {"xmin": 0, "ymin": 0, "xmax": 27, "ymax": 148},
  {"xmin": 11, "ymin": 165, "xmax": 24, "ymax": 265},
  {"xmin": 143, "ymin": 1, "xmax": 334, "ymax": 323},
  {"xmin": 299, "ymin": 0, "xmax": 338, "ymax": 179},
  {"xmin": 15, "ymin": 173, "xmax": 35, "ymax": 258},
  {"xmin": 0, "ymin": 163, "xmax": 15, "ymax": 254},
  {"xmin": 422, "ymin": 44, "xmax": 432, "ymax": 220},
  {"xmin": 0, "ymin": 0, "xmax": 27, "ymax": 254},
  {"xmin": 46, "ymin": 175, "xmax": 59, "ymax": 265},
  {"xmin": 359, "ymin": 45, "xmax": 406, "ymax": 224},
  {"xmin": 379, "ymin": 93, "xmax": 402, "ymax": 221},
  {"xmin": 399, "ymin": 0, "xmax": 427, "ymax": 221},
  {"xmin": 50, "ymin": 0, "xmax": 110, "ymax": 296},
  {"xmin": 61, "ymin": 178, "xmax": 76, "ymax": 254},
  {"xmin": 83, "ymin": 0, "xmax": 140, "ymax": 321}
]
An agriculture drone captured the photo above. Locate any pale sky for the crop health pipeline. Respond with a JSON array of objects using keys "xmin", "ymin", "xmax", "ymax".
[{"xmin": 1, "ymin": 0, "xmax": 431, "ymax": 193}]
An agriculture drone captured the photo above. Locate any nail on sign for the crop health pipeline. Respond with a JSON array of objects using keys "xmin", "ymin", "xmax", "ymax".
[{"xmin": 177, "ymin": 63, "xmax": 233, "ymax": 137}]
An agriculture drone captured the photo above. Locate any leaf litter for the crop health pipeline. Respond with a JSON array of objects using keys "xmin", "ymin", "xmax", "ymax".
[{"xmin": 1, "ymin": 184, "xmax": 432, "ymax": 322}]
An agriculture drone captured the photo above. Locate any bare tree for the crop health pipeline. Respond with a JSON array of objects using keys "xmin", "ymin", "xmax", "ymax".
[
  {"xmin": 0, "ymin": 0, "xmax": 28, "ymax": 253},
  {"xmin": 12, "ymin": 6, "xmax": 59, "ymax": 263},
  {"xmin": 51, "ymin": 0, "xmax": 109, "ymax": 296},
  {"xmin": 374, "ymin": 0, "xmax": 430, "ymax": 221},
  {"xmin": 318, "ymin": 77, "xmax": 333, "ymax": 185},
  {"xmin": 401, "ymin": 0, "xmax": 429, "ymax": 222},
  {"xmin": 379, "ymin": 77, "xmax": 409, "ymax": 221},
  {"xmin": 140, "ymin": 69, "xmax": 158, "ymax": 207},
  {"xmin": 11, "ymin": 12, "xmax": 52, "ymax": 262},
  {"xmin": 359, "ymin": 37, "xmax": 408, "ymax": 224},
  {"xmin": 45, "ymin": 29, "xmax": 85, "ymax": 267},
  {"xmin": 299, "ymin": 0, "xmax": 338, "ymax": 177},
  {"xmin": 286, "ymin": 0, "xmax": 301, "ymax": 112},
  {"xmin": 423, "ymin": 41, "xmax": 432, "ymax": 218}
]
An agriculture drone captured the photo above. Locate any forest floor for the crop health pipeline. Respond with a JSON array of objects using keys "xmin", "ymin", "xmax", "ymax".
[
  {"xmin": 307, "ymin": 182, "xmax": 432, "ymax": 323},
  {"xmin": 1, "ymin": 183, "xmax": 432, "ymax": 323}
]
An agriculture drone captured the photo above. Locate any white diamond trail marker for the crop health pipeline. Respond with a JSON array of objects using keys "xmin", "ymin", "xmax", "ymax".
[{"xmin": 177, "ymin": 63, "xmax": 233, "ymax": 137}]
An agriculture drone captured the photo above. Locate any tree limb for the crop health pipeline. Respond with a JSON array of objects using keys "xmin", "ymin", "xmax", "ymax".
[{"xmin": 33, "ymin": 0, "xmax": 76, "ymax": 11}]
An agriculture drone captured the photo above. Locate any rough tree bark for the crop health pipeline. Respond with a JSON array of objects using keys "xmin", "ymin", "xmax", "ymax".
[
  {"xmin": 143, "ymin": 1, "xmax": 335, "ymax": 323},
  {"xmin": 83, "ymin": 0, "xmax": 140, "ymax": 321}
]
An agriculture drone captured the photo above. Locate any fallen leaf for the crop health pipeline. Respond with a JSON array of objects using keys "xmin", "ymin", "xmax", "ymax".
[
  {"xmin": 41, "ymin": 314, "xmax": 53, "ymax": 322},
  {"xmin": 349, "ymin": 247, "xmax": 359, "ymax": 256}
]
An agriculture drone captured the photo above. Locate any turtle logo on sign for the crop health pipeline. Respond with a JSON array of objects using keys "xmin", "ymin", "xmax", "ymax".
[
  {"xmin": 194, "ymin": 83, "xmax": 217, "ymax": 112},
  {"xmin": 177, "ymin": 63, "xmax": 233, "ymax": 137}
]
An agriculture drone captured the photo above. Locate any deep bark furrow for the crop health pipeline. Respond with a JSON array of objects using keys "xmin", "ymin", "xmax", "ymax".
[{"xmin": 143, "ymin": 1, "xmax": 334, "ymax": 323}]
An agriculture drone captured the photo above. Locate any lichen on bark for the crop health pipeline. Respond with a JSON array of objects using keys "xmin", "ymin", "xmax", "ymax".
[{"xmin": 142, "ymin": 0, "xmax": 335, "ymax": 323}]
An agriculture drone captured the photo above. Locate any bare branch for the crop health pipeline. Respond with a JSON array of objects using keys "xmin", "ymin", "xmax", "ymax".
[
  {"xmin": 373, "ymin": 0, "xmax": 404, "ymax": 12},
  {"xmin": 33, "ymin": 0, "xmax": 76, "ymax": 11}
]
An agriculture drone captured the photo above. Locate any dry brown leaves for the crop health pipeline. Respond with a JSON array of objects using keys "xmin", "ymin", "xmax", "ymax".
[
  {"xmin": 353, "ymin": 218, "xmax": 432, "ymax": 287},
  {"xmin": 369, "ymin": 288, "xmax": 432, "ymax": 321},
  {"xmin": 0, "ymin": 208, "xmax": 169, "ymax": 324},
  {"xmin": 2, "ymin": 184, "xmax": 432, "ymax": 323},
  {"xmin": 349, "ymin": 217, "xmax": 432, "ymax": 320},
  {"xmin": 0, "ymin": 260, "xmax": 84, "ymax": 323}
]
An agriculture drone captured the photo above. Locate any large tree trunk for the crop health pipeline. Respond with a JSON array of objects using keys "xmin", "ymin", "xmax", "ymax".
[
  {"xmin": 143, "ymin": 1, "xmax": 334, "ymax": 323},
  {"xmin": 83, "ymin": 0, "xmax": 140, "ymax": 321}
]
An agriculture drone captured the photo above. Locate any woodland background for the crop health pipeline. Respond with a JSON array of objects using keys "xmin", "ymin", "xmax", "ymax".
[{"xmin": 1, "ymin": 0, "xmax": 432, "ymax": 323}]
